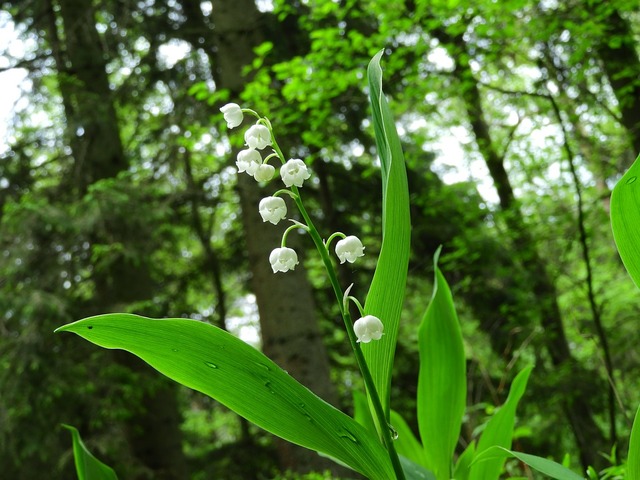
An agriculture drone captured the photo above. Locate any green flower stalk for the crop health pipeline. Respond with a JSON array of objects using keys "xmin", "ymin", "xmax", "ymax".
[{"xmin": 218, "ymin": 101, "xmax": 407, "ymax": 480}]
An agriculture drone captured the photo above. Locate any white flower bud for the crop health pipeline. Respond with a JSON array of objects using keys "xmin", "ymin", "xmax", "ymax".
[
  {"xmin": 280, "ymin": 158, "xmax": 311, "ymax": 188},
  {"xmin": 236, "ymin": 149, "xmax": 261, "ymax": 175},
  {"xmin": 335, "ymin": 235, "xmax": 365, "ymax": 264},
  {"xmin": 253, "ymin": 163, "xmax": 275, "ymax": 182},
  {"xmin": 259, "ymin": 196, "xmax": 287, "ymax": 225},
  {"xmin": 245, "ymin": 124, "xmax": 272, "ymax": 150},
  {"xmin": 353, "ymin": 315, "xmax": 384, "ymax": 343},
  {"xmin": 269, "ymin": 247, "xmax": 299, "ymax": 273},
  {"xmin": 220, "ymin": 103, "xmax": 243, "ymax": 129}
]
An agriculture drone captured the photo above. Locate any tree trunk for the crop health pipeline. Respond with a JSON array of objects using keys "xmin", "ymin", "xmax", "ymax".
[
  {"xmin": 179, "ymin": 0, "xmax": 345, "ymax": 474},
  {"xmin": 49, "ymin": 1, "xmax": 188, "ymax": 477},
  {"xmin": 434, "ymin": 26, "xmax": 608, "ymax": 470},
  {"xmin": 590, "ymin": 1, "xmax": 640, "ymax": 154}
]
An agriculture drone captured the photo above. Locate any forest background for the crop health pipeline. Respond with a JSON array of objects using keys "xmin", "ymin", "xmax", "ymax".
[{"xmin": 1, "ymin": 0, "xmax": 640, "ymax": 479}]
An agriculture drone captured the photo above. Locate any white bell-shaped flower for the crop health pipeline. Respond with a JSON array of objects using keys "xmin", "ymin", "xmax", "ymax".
[
  {"xmin": 236, "ymin": 149, "xmax": 261, "ymax": 175},
  {"xmin": 253, "ymin": 163, "xmax": 275, "ymax": 182},
  {"xmin": 220, "ymin": 103, "xmax": 243, "ymax": 129},
  {"xmin": 280, "ymin": 158, "xmax": 311, "ymax": 187},
  {"xmin": 259, "ymin": 196, "xmax": 287, "ymax": 225},
  {"xmin": 245, "ymin": 124, "xmax": 272, "ymax": 150},
  {"xmin": 335, "ymin": 235, "xmax": 365, "ymax": 264},
  {"xmin": 269, "ymin": 247, "xmax": 299, "ymax": 273},
  {"xmin": 353, "ymin": 315, "xmax": 384, "ymax": 343}
]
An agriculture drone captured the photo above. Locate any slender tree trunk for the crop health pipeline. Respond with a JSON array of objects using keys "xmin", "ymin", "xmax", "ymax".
[
  {"xmin": 49, "ymin": 1, "xmax": 188, "ymax": 477},
  {"xmin": 434, "ymin": 27, "xmax": 608, "ymax": 470},
  {"xmin": 180, "ymin": 0, "xmax": 345, "ymax": 474}
]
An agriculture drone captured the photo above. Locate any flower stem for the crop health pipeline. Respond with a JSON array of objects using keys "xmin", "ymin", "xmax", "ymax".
[
  {"xmin": 268, "ymin": 124, "xmax": 405, "ymax": 479},
  {"xmin": 291, "ymin": 187, "xmax": 406, "ymax": 480}
]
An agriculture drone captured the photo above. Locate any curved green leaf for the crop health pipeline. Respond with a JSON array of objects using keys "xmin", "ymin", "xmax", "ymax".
[
  {"xmin": 353, "ymin": 390, "xmax": 378, "ymax": 437},
  {"xmin": 56, "ymin": 314, "xmax": 394, "ymax": 479},
  {"xmin": 453, "ymin": 443, "xmax": 476, "ymax": 480},
  {"xmin": 363, "ymin": 49, "xmax": 411, "ymax": 416},
  {"xmin": 417, "ymin": 248, "xmax": 466, "ymax": 480},
  {"xmin": 611, "ymin": 153, "xmax": 640, "ymax": 289},
  {"xmin": 390, "ymin": 410, "xmax": 427, "ymax": 468},
  {"xmin": 469, "ymin": 365, "xmax": 533, "ymax": 480},
  {"xmin": 628, "ymin": 405, "xmax": 640, "ymax": 480},
  {"xmin": 472, "ymin": 446, "xmax": 584, "ymax": 480},
  {"xmin": 400, "ymin": 455, "xmax": 437, "ymax": 480},
  {"xmin": 63, "ymin": 425, "xmax": 118, "ymax": 480}
]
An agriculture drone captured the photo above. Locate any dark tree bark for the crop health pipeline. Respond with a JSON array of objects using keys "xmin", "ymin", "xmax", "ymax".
[
  {"xmin": 179, "ymin": 0, "xmax": 346, "ymax": 474},
  {"xmin": 47, "ymin": 1, "xmax": 188, "ymax": 478},
  {"xmin": 589, "ymin": 2, "xmax": 640, "ymax": 154},
  {"xmin": 433, "ymin": 26, "xmax": 609, "ymax": 470}
]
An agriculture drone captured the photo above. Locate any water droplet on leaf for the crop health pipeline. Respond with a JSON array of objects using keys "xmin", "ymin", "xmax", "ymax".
[
  {"xmin": 204, "ymin": 361, "xmax": 218, "ymax": 369},
  {"xmin": 626, "ymin": 176, "xmax": 637, "ymax": 185},
  {"xmin": 388, "ymin": 423, "xmax": 399, "ymax": 440},
  {"xmin": 263, "ymin": 381, "xmax": 275, "ymax": 394},
  {"xmin": 338, "ymin": 428, "xmax": 358, "ymax": 443},
  {"xmin": 254, "ymin": 362, "xmax": 271, "ymax": 371}
]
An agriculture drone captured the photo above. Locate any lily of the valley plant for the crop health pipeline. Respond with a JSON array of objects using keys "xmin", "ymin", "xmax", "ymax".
[{"xmin": 56, "ymin": 51, "xmax": 640, "ymax": 480}]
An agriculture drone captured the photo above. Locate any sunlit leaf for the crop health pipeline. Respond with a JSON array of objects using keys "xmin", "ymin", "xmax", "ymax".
[
  {"xmin": 363, "ymin": 49, "xmax": 411, "ymax": 418},
  {"xmin": 63, "ymin": 425, "xmax": 118, "ymax": 480},
  {"xmin": 56, "ymin": 314, "xmax": 394, "ymax": 479},
  {"xmin": 417, "ymin": 247, "xmax": 466, "ymax": 480},
  {"xmin": 469, "ymin": 366, "xmax": 533, "ymax": 480},
  {"xmin": 611, "ymin": 153, "xmax": 640, "ymax": 289},
  {"xmin": 472, "ymin": 446, "xmax": 584, "ymax": 480}
]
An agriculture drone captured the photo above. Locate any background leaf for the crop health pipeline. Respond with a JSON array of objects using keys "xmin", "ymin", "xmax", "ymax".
[
  {"xmin": 390, "ymin": 410, "xmax": 427, "ymax": 468},
  {"xmin": 57, "ymin": 314, "xmax": 395, "ymax": 479},
  {"xmin": 472, "ymin": 446, "xmax": 584, "ymax": 480},
  {"xmin": 468, "ymin": 365, "xmax": 534, "ymax": 480},
  {"xmin": 63, "ymin": 425, "xmax": 118, "ymax": 480},
  {"xmin": 453, "ymin": 443, "xmax": 476, "ymax": 480},
  {"xmin": 611, "ymin": 153, "xmax": 640, "ymax": 289},
  {"xmin": 363, "ymin": 50, "xmax": 411, "ymax": 417},
  {"xmin": 400, "ymin": 455, "xmax": 437, "ymax": 480},
  {"xmin": 628, "ymin": 405, "xmax": 640, "ymax": 480},
  {"xmin": 417, "ymin": 248, "xmax": 466, "ymax": 480}
]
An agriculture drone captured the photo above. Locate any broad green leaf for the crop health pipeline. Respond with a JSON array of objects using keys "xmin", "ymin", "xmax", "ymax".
[
  {"xmin": 363, "ymin": 50, "xmax": 411, "ymax": 417},
  {"xmin": 472, "ymin": 446, "xmax": 584, "ymax": 480},
  {"xmin": 453, "ymin": 442, "xmax": 476, "ymax": 480},
  {"xmin": 611, "ymin": 153, "xmax": 640, "ymax": 289},
  {"xmin": 628, "ymin": 405, "xmax": 640, "ymax": 480},
  {"xmin": 468, "ymin": 365, "xmax": 533, "ymax": 480},
  {"xmin": 56, "ymin": 314, "xmax": 394, "ymax": 479},
  {"xmin": 400, "ymin": 455, "xmax": 437, "ymax": 480},
  {"xmin": 353, "ymin": 390, "xmax": 378, "ymax": 437},
  {"xmin": 390, "ymin": 410, "xmax": 427, "ymax": 468},
  {"xmin": 417, "ymin": 247, "xmax": 466, "ymax": 480},
  {"xmin": 63, "ymin": 425, "xmax": 118, "ymax": 480}
]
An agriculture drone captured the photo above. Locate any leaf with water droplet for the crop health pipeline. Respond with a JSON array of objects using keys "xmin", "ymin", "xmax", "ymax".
[
  {"xmin": 626, "ymin": 175, "xmax": 637, "ymax": 185},
  {"xmin": 388, "ymin": 423, "xmax": 399, "ymax": 440},
  {"xmin": 338, "ymin": 428, "xmax": 358, "ymax": 444},
  {"xmin": 55, "ymin": 313, "xmax": 394, "ymax": 479}
]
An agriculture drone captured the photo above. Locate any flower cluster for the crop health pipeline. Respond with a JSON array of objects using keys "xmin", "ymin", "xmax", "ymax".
[{"xmin": 220, "ymin": 103, "xmax": 382, "ymax": 342}]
